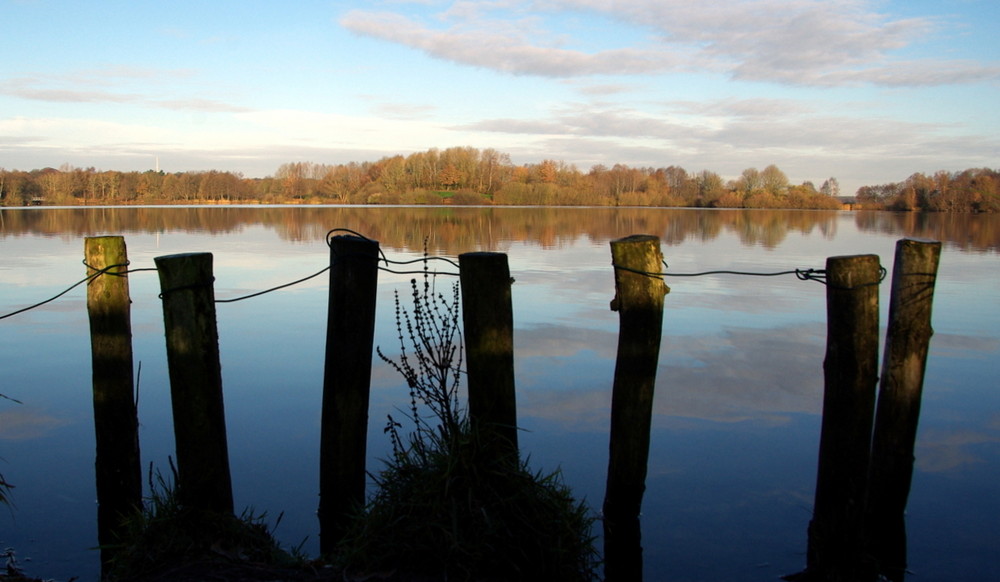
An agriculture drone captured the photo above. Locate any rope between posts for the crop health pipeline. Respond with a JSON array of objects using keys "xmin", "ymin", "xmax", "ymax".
[
  {"xmin": 0, "ymin": 261, "xmax": 155, "ymax": 321},
  {"xmin": 215, "ymin": 271, "xmax": 324, "ymax": 303},
  {"xmin": 2, "ymin": 231, "xmax": 886, "ymax": 320},
  {"xmin": 613, "ymin": 260, "xmax": 887, "ymax": 290},
  {"xmin": 214, "ymin": 258, "xmax": 460, "ymax": 304},
  {"xmin": 1, "ymin": 238, "xmax": 462, "ymax": 318}
]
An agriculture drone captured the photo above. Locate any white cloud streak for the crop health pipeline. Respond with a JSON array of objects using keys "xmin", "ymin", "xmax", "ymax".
[
  {"xmin": 1, "ymin": 69, "xmax": 250, "ymax": 112},
  {"xmin": 340, "ymin": 9, "xmax": 680, "ymax": 77},
  {"xmin": 340, "ymin": 0, "xmax": 1000, "ymax": 87}
]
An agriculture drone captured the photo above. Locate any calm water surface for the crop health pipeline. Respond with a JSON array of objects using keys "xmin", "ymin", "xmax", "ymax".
[{"xmin": 1, "ymin": 206, "xmax": 998, "ymax": 581}]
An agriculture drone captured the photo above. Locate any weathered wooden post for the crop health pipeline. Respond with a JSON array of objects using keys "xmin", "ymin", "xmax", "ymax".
[
  {"xmin": 803, "ymin": 254, "xmax": 882, "ymax": 581},
  {"xmin": 155, "ymin": 252, "xmax": 234, "ymax": 515},
  {"xmin": 85, "ymin": 236, "xmax": 141, "ymax": 572},
  {"xmin": 459, "ymin": 252, "xmax": 518, "ymax": 460},
  {"xmin": 603, "ymin": 235, "xmax": 668, "ymax": 582},
  {"xmin": 319, "ymin": 235, "xmax": 380, "ymax": 554},
  {"xmin": 866, "ymin": 239, "xmax": 941, "ymax": 581}
]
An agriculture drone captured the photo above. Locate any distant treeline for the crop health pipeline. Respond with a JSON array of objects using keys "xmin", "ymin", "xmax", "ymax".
[
  {"xmin": 0, "ymin": 147, "xmax": 996, "ymax": 211},
  {"xmin": 856, "ymin": 168, "xmax": 1000, "ymax": 213}
]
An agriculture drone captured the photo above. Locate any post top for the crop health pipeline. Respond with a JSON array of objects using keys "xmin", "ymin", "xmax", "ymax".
[
  {"xmin": 329, "ymin": 234, "xmax": 379, "ymax": 244},
  {"xmin": 154, "ymin": 252, "xmax": 213, "ymax": 261},
  {"xmin": 900, "ymin": 237, "xmax": 942, "ymax": 246},
  {"xmin": 612, "ymin": 234, "xmax": 659, "ymax": 244},
  {"xmin": 826, "ymin": 253, "xmax": 880, "ymax": 263}
]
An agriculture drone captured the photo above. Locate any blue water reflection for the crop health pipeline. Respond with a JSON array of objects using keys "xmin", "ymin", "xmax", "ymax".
[{"xmin": 1, "ymin": 207, "xmax": 998, "ymax": 581}]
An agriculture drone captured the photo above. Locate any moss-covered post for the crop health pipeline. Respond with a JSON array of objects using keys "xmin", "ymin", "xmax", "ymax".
[
  {"xmin": 155, "ymin": 252, "xmax": 234, "ymax": 515},
  {"xmin": 804, "ymin": 254, "xmax": 881, "ymax": 581},
  {"xmin": 319, "ymin": 235, "xmax": 380, "ymax": 554},
  {"xmin": 866, "ymin": 239, "xmax": 941, "ymax": 581},
  {"xmin": 85, "ymin": 236, "xmax": 141, "ymax": 572},
  {"xmin": 603, "ymin": 235, "xmax": 668, "ymax": 582},
  {"xmin": 459, "ymin": 252, "xmax": 518, "ymax": 460}
]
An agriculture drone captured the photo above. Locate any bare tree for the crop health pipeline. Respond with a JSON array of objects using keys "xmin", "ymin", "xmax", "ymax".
[{"xmin": 820, "ymin": 177, "xmax": 841, "ymax": 198}]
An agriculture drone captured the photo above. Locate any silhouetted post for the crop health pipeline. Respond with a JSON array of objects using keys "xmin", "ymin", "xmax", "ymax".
[
  {"xmin": 867, "ymin": 239, "xmax": 941, "ymax": 581},
  {"xmin": 459, "ymin": 252, "xmax": 518, "ymax": 460},
  {"xmin": 85, "ymin": 236, "xmax": 141, "ymax": 573},
  {"xmin": 319, "ymin": 235, "xmax": 380, "ymax": 554},
  {"xmin": 603, "ymin": 235, "xmax": 669, "ymax": 582},
  {"xmin": 804, "ymin": 254, "xmax": 882, "ymax": 581},
  {"xmin": 155, "ymin": 252, "xmax": 234, "ymax": 515}
]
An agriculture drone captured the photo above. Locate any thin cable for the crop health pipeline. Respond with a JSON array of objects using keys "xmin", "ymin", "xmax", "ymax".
[
  {"xmin": 326, "ymin": 227, "xmax": 375, "ymax": 247},
  {"xmin": 658, "ymin": 261, "xmax": 886, "ymax": 288},
  {"xmin": 378, "ymin": 266, "xmax": 461, "ymax": 277},
  {"xmin": 0, "ymin": 261, "xmax": 136, "ymax": 321},
  {"xmin": 326, "ymin": 228, "xmax": 390, "ymax": 266},
  {"xmin": 215, "ymin": 266, "xmax": 331, "ymax": 303},
  {"xmin": 662, "ymin": 268, "xmax": 805, "ymax": 278},
  {"xmin": 612, "ymin": 260, "xmax": 884, "ymax": 289},
  {"xmin": 0, "ymin": 393, "xmax": 23, "ymax": 404},
  {"xmin": 383, "ymin": 255, "xmax": 462, "ymax": 271},
  {"xmin": 157, "ymin": 280, "xmax": 216, "ymax": 300},
  {"xmin": 378, "ymin": 255, "xmax": 461, "ymax": 277},
  {"xmin": 327, "ymin": 228, "xmax": 461, "ymax": 276}
]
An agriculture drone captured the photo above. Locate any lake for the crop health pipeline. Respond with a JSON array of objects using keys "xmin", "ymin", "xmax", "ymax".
[{"xmin": 1, "ymin": 206, "xmax": 998, "ymax": 581}]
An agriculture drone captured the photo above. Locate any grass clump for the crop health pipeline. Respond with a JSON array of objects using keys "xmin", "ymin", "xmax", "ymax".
[
  {"xmin": 107, "ymin": 462, "xmax": 300, "ymax": 581},
  {"xmin": 340, "ymin": 420, "xmax": 598, "ymax": 581},
  {"xmin": 336, "ymin": 256, "xmax": 599, "ymax": 581}
]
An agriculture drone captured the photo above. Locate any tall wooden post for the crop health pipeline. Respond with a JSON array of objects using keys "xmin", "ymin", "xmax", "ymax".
[
  {"xmin": 155, "ymin": 252, "xmax": 234, "ymax": 515},
  {"xmin": 459, "ymin": 252, "xmax": 518, "ymax": 460},
  {"xmin": 805, "ymin": 254, "xmax": 882, "ymax": 581},
  {"xmin": 85, "ymin": 236, "xmax": 141, "ymax": 572},
  {"xmin": 319, "ymin": 235, "xmax": 380, "ymax": 554},
  {"xmin": 603, "ymin": 235, "xmax": 668, "ymax": 582},
  {"xmin": 867, "ymin": 239, "xmax": 941, "ymax": 581}
]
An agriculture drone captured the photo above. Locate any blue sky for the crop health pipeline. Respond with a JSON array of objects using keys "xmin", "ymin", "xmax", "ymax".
[{"xmin": 2, "ymin": 0, "xmax": 998, "ymax": 195}]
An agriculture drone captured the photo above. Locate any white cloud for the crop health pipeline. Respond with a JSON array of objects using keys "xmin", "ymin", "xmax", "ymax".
[
  {"xmin": 790, "ymin": 59, "xmax": 1000, "ymax": 87},
  {"xmin": 372, "ymin": 102, "xmax": 439, "ymax": 120},
  {"xmin": 3, "ymin": 77, "xmax": 141, "ymax": 104},
  {"xmin": 340, "ymin": 0, "xmax": 1000, "ymax": 87},
  {"xmin": 340, "ymin": 9, "xmax": 686, "ymax": 77},
  {"xmin": 0, "ymin": 115, "xmax": 198, "ymax": 149},
  {"xmin": 156, "ymin": 98, "xmax": 252, "ymax": 113},
  {"xmin": 672, "ymin": 97, "xmax": 815, "ymax": 119},
  {"xmin": 0, "ymin": 69, "xmax": 250, "ymax": 112},
  {"xmin": 568, "ymin": 82, "xmax": 638, "ymax": 96},
  {"xmin": 236, "ymin": 108, "xmax": 451, "ymax": 149}
]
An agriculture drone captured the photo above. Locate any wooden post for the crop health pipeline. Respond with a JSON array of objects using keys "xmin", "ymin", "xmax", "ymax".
[
  {"xmin": 866, "ymin": 239, "xmax": 941, "ymax": 581},
  {"xmin": 155, "ymin": 252, "xmax": 234, "ymax": 515},
  {"xmin": 319, "ymin": 235, "xmax": 380, "ymax": 554},
  {"xmin": 85, "ymin": 236, "xmax": 141, "ymax": 572},
  {"xmin": 805, "ymin": 254, "xmax": 882, "ymax": 581},
  {"xmin": 603, "ymin": 235, "xmax": 668, "ymax": 582},
  {"xmin": 459, "ymin": 252, "xmax": 518, "ymax": 459}
]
